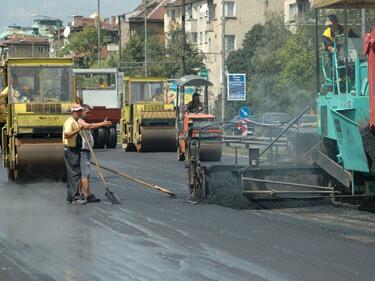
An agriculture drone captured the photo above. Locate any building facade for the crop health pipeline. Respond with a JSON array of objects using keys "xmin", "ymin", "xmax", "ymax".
[
  {"xmin": 284, "ymin": 0, "xmax": 311, "ymax": 27},
  {"xmin": 164, "ymin": 0, "xmax": 284, "ymax": 103}
]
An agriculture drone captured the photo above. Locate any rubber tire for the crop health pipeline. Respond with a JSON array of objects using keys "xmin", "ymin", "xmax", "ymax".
[
  {"xmin": 94, "ymin": 128, "xmax": 106, "ymax": 149},
  {"xmin": 105, "ymin": 127, "xmax": 117, "ymax": 149}
]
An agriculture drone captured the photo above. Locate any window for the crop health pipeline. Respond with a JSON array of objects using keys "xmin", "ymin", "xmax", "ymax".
[
  {"xmin": 225, "ymin": 35, "xmax": 236, "ymax": 51},
  {"xmin": 128, "ymin": 82, "xmax": 165, "ymax": 103},
  {"xmin": 79, "ymin": 73, "xmax": 116, "ymax": 90},
  {"xmin": 190, "ymin": 32, "xmax": 198, "ymax": 44},
  {"xmin": 186, "ymin": 5, "xmax": 192, "ymax": 19},
  {"xmin": 289, "ymin": 3, "xmax": 298, "ymax": 22},
  {"xmin": 170, "ymin": 9, "xmax": 176, "ymax": 21},
  {"xmin": 224, "ymin": 1, "xmax": 235, "ymax": 17},
  {"xmin": 208, "ymin": 0, "xmax": 216, "ymax": 21},
  {"xmin": 36, "ymin": 46, "xmax": 45, "ymax": 53},
  {"xmin": 205, "ymin": 32, "xmax": 208, "ymax": 44},
  {"xmin": 199, "ymin": 32, "xmax": 203, "ymax": 44},
  {"xmin": 9, "ymin": 66, "xmax": 73, "ymax": 102}
]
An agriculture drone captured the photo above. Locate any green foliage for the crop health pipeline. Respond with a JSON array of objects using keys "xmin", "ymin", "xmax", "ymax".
[
  {"xmin": 219, "ymin": 13, "xmax": 318, "ymax": 120},
  {"xmin": 121, "ymin": 28, "xmax": 205, "ymax": 78},
  {"xmin": 61, "ymin": 27, "xmax": 113, "ymax": 68}
]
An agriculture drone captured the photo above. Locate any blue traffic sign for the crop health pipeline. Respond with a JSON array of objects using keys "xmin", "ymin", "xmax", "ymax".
[
  {"xmin": 239, "ymin": 106, "xmax": 251, "ymax": 118},
  {"xmin": 227, "ymin": 73, "xmax": 246, "ymax": 101}
]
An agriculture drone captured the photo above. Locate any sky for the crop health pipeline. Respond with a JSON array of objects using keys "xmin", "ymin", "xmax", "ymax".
[{"xmin": 0, "ymin": 0, "xmax": 139, "ymax": 29}]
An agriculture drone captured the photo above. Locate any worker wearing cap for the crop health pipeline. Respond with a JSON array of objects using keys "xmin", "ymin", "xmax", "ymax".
[
  {"xmin": 63, "ymin": 103, "xmax": 85, "ymax": 204},
  {"xmin": 77, "ymin": 104, "xmax": 112, "ymax": 203},
  {"xmin": 187, "ymin": 92, "xmax": 204, "ymax": 113},
  {"xmin": 322, "ymin": 14, "xmax": 358, "ymax": 54}
]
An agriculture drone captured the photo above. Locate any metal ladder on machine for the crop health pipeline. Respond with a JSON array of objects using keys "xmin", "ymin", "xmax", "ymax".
[{"xmin": 322, "ymin": 38, "xmax": 349, "ymax": 95}]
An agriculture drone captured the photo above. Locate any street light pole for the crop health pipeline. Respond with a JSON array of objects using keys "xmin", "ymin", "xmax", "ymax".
[
  {"xmin": 181, "ymin": 0, "xmax": 186, "ymax": 76},
  {"xmin": 221, "ymin": 0, "xmax": 226, "ymax": 122},
  {"xmin": 97, "ymin": 0, "xmax": 101, "ymax": 67}
]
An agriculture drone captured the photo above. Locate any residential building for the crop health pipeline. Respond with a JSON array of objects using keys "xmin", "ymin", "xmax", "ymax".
[
  {"xmin": 120, "ymin": 0, "xmax": 167, "ymax": 49},
  {"xmin": 0, "ymin": 34, "xmax": 50, "ymax": 59},
  {"xmin": 284, "ymin": 0, "xmax": 311, "ymax": 27},
  {"xmin": 164, "ymin": 0, "xmax": 284, "ymax": 103}
]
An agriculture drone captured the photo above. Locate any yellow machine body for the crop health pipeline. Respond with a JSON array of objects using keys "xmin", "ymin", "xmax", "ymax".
[
  {"xmin": 121, "ymin": 77, "xmax": 176, "ymax": 152},
  {"xmin": 1, "ymin": 58, "xmax": 74, "ymax": 181}
]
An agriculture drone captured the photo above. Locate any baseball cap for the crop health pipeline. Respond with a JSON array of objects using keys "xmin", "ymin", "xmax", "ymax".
[{"xmin": 70, "ymin": 103, "xmax": 84, "ymax": 112}]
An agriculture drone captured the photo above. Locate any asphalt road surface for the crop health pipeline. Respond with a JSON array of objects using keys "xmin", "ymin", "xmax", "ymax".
[{"xmin": 0, "ymin": 148, "xmax": 374, "ymax": 281}]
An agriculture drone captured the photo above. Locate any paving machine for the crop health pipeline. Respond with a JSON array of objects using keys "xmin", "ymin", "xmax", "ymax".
[
  {"xmin": 185, "ymin": 1, "xmax": 375, "ymax": 204},
  {"xmin": 1, "ymin": 58, "xmax": 74, "ymax": 181},
  {"xmin": 73, "ymin": 69, "xmax": 123, "ymax": 149},
  {"xmin": 176, "ymin": 75, "xmax": 222, "ymax": 162},
  {"xmin": 120, "ymin": 77, "xmax": 176, "ymax": 152}
]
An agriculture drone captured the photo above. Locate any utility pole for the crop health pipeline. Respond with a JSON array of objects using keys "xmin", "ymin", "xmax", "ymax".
[
  {"xmin": 221, "ymin": 0, "xmax": 226, "ymax": 122},
  {"xmin": 144, "ymin": 0, "xmax": 148, "ymax": 76},
  {"xmin": 361, "ymin": 9, "xmax": 366, "ymax": 35},
  {"xmin": 97, "ymin": 0, "xmax": 101, "ymax": 67},
  {"xmin": 181, "ymin": 0, "xmax": 186, "ymax": 76},
  {"xmin": 118, "ymin": 15, "xmax": 122, "ymax": 71}
]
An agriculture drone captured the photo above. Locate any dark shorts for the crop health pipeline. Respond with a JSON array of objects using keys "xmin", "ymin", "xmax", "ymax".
[{"xmin": 80, "ymin": 150, "xmax": 91, "ymax": 179}]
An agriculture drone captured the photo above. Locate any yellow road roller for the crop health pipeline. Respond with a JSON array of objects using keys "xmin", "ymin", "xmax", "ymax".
[
  {"xmin": 1, "ymin": 58, "xmax": 74, "ymax": 181},
  {"xmin": 0, "ymin": 67, "xmax": 6, "ymax": 147},
  {"xmin": 120, "ymin": 77, "xmax": 176, "ymax": 152}
]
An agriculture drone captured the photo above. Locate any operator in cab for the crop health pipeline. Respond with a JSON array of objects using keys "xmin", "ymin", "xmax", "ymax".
[
  {"xmin": 187, "ymin": 92, "xmax": 204, "ymax": 113},
  {"xmin": 98, "ymin": 77, "xmax": 108, "ymax": 89},
  {"xmin": 322, "ymin": 14, "xmax": 358, "ymax": 54}
]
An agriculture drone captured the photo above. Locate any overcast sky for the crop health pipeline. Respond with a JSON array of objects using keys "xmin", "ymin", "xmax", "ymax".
[{"xmin": 0, "ymin": 0, "xmax": 139, "ymax": 30}]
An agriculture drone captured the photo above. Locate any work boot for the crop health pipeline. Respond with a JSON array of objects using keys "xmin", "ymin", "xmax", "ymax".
[
  {"xmin": 72, "ymin": 198, "xmax": 87, "ymax": 205},
  {"xmin": 87, "ymin": 194, "xmax": 101, "ymax": 203}
]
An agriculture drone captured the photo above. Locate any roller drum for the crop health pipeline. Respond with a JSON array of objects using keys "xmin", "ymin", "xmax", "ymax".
[
  {"xmin": 16, "ymin": 140, "xmax": 66, "ymax": 182},
  {"xmin": 139, "ymin": 126, "xmax": 176, "ymax": 152},
  {"xmin": 199, "ymin": 141, "xmax": 222, "ymax": 162}
]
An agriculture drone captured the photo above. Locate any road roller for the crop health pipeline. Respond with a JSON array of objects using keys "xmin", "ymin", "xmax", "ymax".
[
  {"xmin": 1, "ymin": 58, "xmax": 74, "ymax": 182},
  {"xmin": 175, "ymin": 75, "xmax": 222, "ymax": 162},
  {"xmin": 0, "ymin": 67, "xmax": 6, "ymax": 147},
  {"xmin": 120, "ymin": 77, "xmax": 176, "ymax": 152}
]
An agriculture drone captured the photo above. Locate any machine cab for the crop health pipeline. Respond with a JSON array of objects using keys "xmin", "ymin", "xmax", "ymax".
[
  {"xmin": 123, "ymin": 77, "xmax": 167, "ymax": 105},
  {"xmin": 73, "ymin": 69, "xmax": 123, "ymax": 109}
]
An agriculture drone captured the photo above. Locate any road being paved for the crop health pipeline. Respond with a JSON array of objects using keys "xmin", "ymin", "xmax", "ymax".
[{"xmin": 0, "ymin": 148, "xmax": 374, "ymax": 281}]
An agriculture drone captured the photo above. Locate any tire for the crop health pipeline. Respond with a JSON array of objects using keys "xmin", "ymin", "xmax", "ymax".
[
  {"xmin": 94, "ymin": 128, "xmax": 106, "ymax": 149},
  {"xmin": 105, "ymin": 127, "xmax": 117, "ymax": 149}
]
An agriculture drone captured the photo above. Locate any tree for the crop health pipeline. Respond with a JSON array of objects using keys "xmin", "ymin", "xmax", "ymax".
[
  {"xmin": 61, "ymin": 27, "xmax": 112, "ymax": 68},
  {"xmin": 120, "ymin": 28, "xmax": 205, "ymax": 77}
]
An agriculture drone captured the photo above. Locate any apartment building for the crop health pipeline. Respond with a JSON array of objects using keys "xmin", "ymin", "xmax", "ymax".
[
  {"xmin": 164, "ymin": 0, "xmax": 284, "ymax": 102},
  {"xmin": 284, "ymin": 0, "xmax": 311, "ymax": 27}
]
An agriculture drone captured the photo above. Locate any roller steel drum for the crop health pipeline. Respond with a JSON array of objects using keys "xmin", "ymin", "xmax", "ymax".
[
  {"xmin": 199, "ymin": 142, "xmax": 222, "ymax": 162},
  {"xmin": 139, "ymin": 126, "xmax": 176, "ymax": 152},
  {"xmin": 15, "ymin": 139, "xmax": 66, "ymax": 182}
]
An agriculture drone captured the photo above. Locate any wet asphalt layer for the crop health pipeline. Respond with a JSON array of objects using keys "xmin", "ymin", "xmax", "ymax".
[{"xmin": 0, "ymin": 148, "xmax": 374, "ymax": 281}]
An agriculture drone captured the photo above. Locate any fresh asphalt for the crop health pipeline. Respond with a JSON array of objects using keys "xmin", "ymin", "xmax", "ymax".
[{"xmin": 0, "ymin": 148, "xmax": 374, "ymax": 281}]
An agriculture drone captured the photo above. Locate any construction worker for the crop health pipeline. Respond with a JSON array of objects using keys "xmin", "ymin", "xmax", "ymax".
[
  {"xmin": 78, "ymin": 104, "xmax": 112, "ymax": 203},
  {"xmin": 322, "ymin": 14, "xmax": 358, "ymax": 54},
  {"xmin": 63, "ymin": 103, "xmax": 85, "ymax": 204},
  {"xmin": 187, "ymin": 92, "xmax": 204, "ymax": 113}
]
